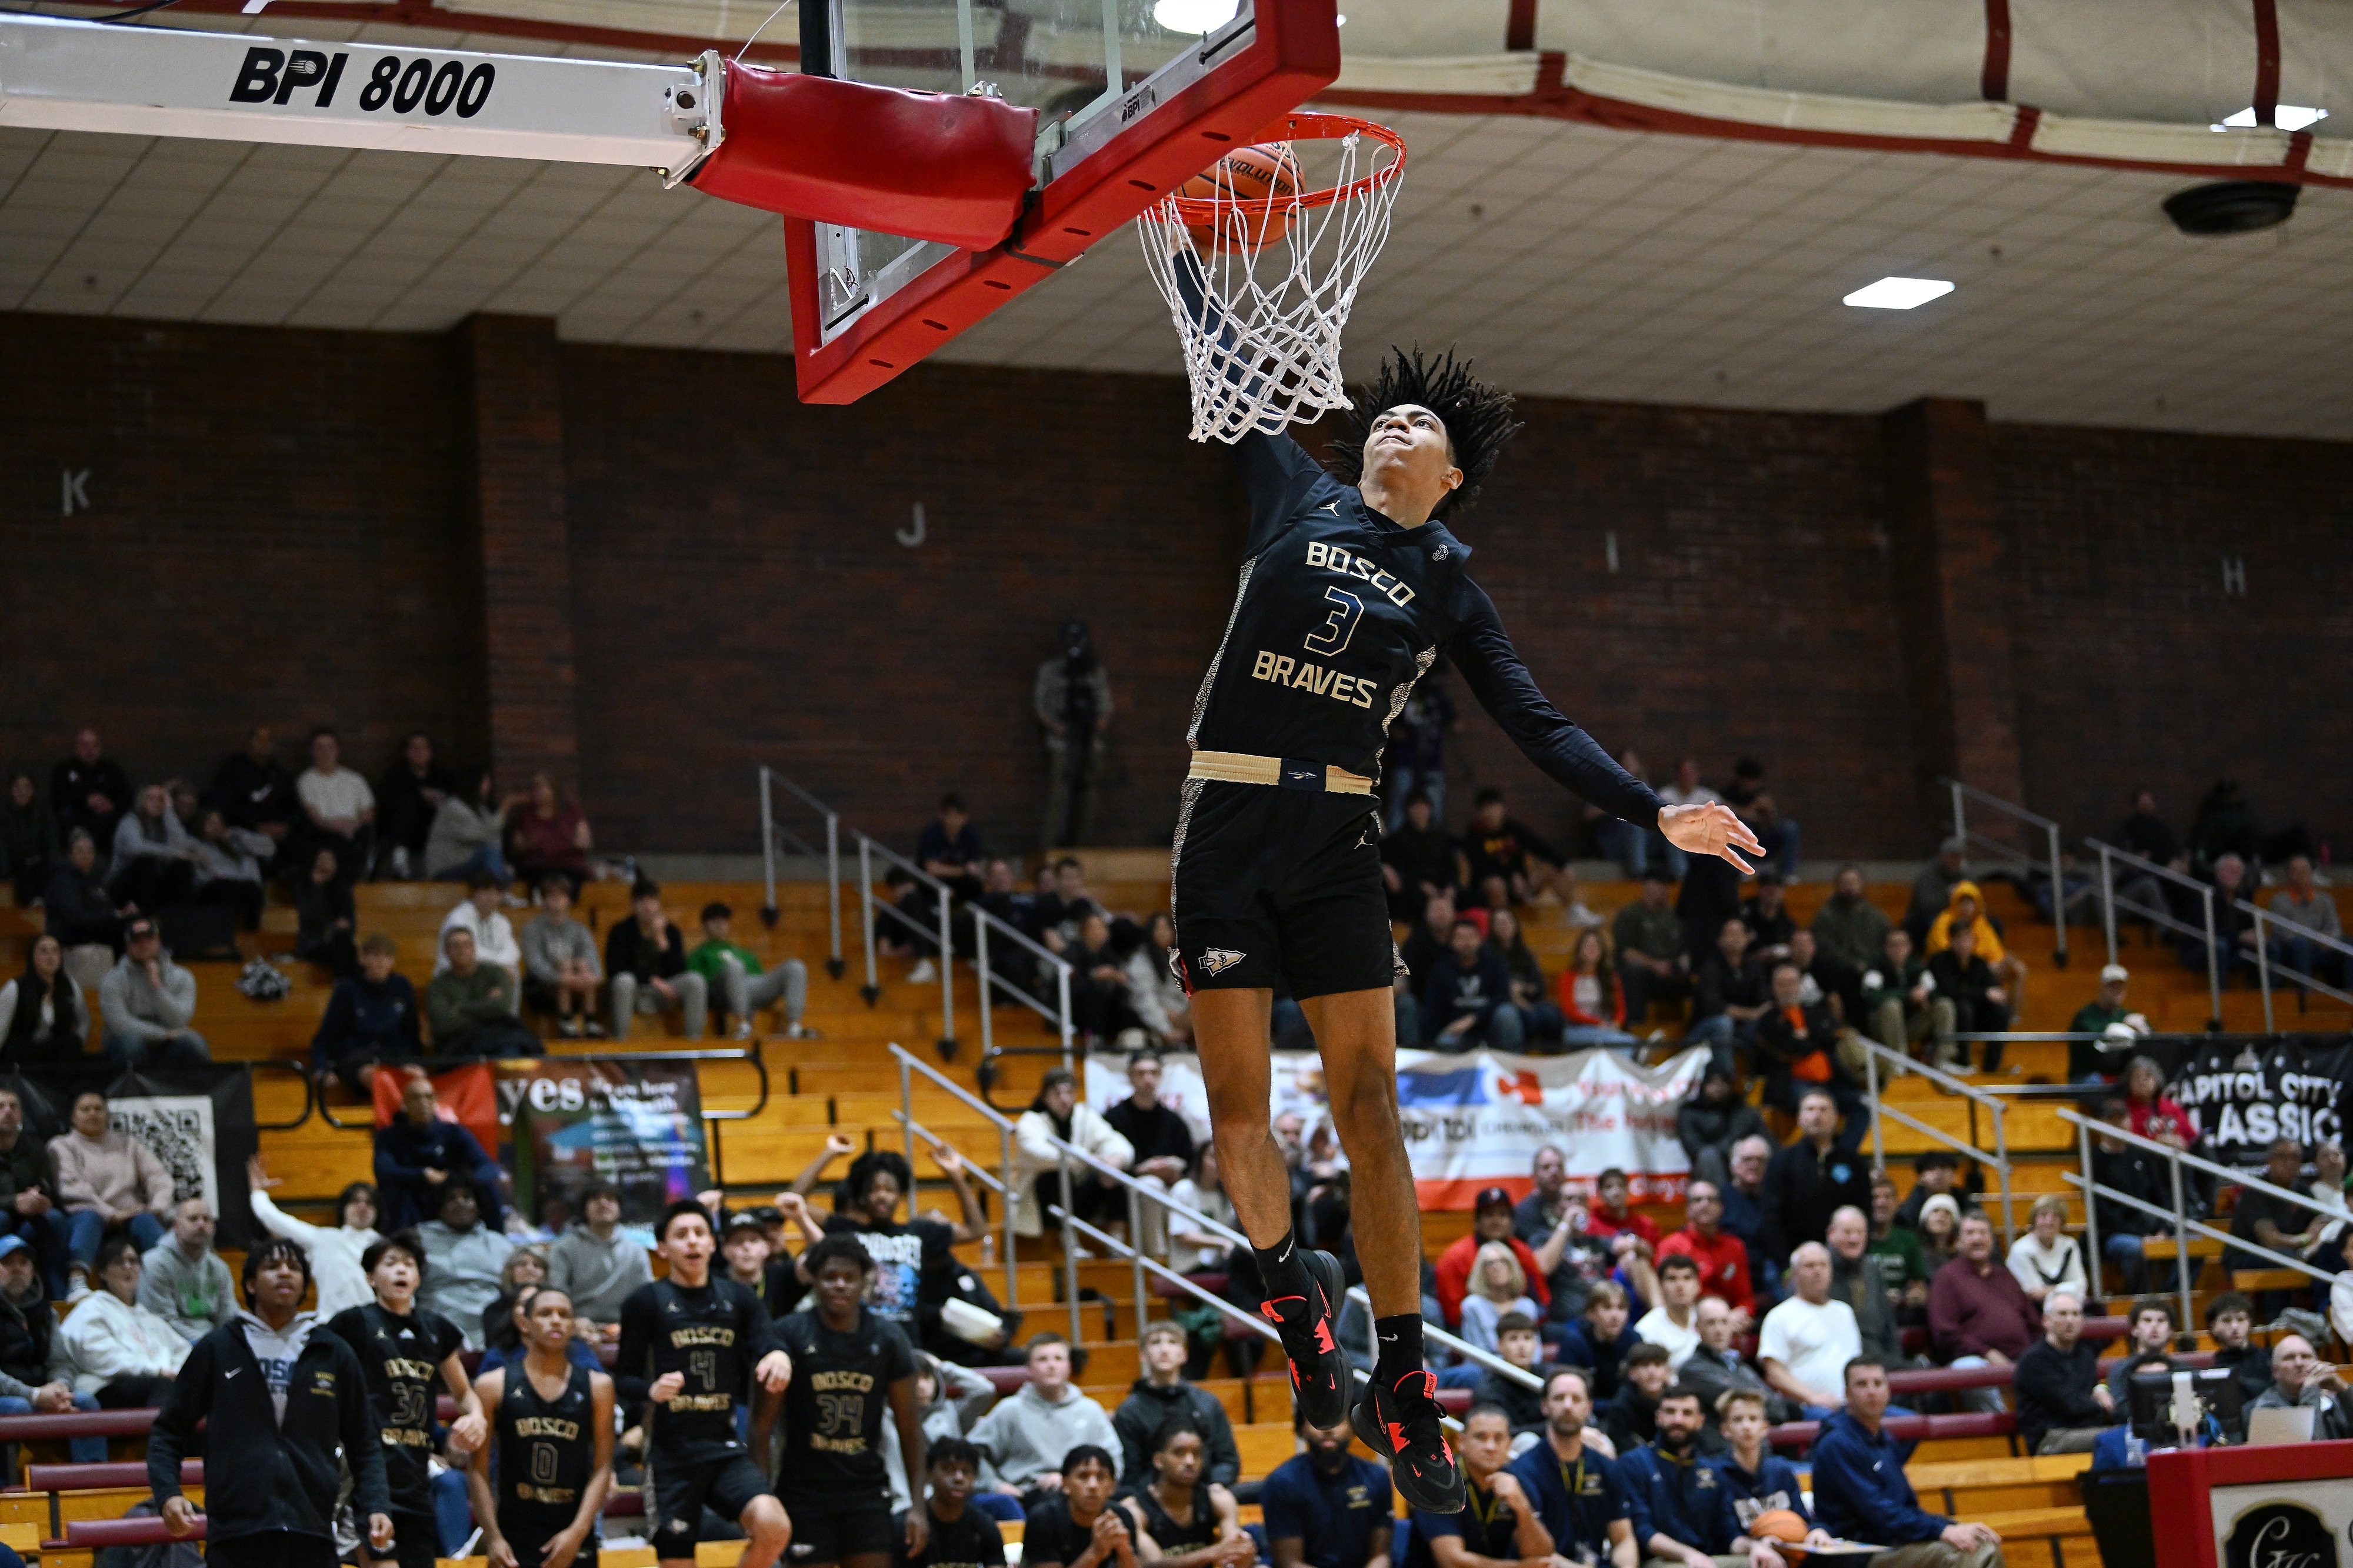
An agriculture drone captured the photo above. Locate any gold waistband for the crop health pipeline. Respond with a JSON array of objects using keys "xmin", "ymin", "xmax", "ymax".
[{"xmin": 1187, "ymin": 750, "xmax": 1375, "ymax": 796}]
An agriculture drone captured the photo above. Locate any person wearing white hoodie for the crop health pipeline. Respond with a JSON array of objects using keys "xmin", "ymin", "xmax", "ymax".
[
  {"xmin": 966, "ymin": 1333, "xmax": 1119, "ymax": 1509},
  {"xmin": 58, "ymin": 1233, "xmax": 189, "ymax": 1405},
  {"xmin": 246, "ymin": 1157, "xmax": 383, "ymax": 1319},
  {"xmin": 1010, "ymin": 1069, "xmax": 1135, "ymax": 1241}
]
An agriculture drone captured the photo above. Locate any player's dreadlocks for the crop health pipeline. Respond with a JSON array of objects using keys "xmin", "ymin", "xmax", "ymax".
[{"xmin": 1328, "ymin": 346, "xmax": 1525, "ymax": 519}]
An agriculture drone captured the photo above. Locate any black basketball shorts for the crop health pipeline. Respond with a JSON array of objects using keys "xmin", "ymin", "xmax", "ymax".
[
  {"xmin": 777, "ymin": 1492, "xmax": 895, "ymax": 1565},
  {"xmin": 648, "ymin": 1453, "xmax": 772, "ymax": 1559},
  {"xmin": 1171, "ymin": 778, "xmax": 1398, "ymax": 1001}
]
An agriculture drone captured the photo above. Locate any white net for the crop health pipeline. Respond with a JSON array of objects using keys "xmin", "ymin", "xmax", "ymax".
[{"xmin": 1136, "ymin": 114, "xmax": 1407, "ymax": 444}]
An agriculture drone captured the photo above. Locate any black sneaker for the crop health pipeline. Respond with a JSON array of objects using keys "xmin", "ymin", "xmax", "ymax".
[
  {"xmin": 1258, "ymin": 1246, "xmax": 1350, "ymax": 1429},
  {"xmin": 1352, "ymin": 1367, "xmax": 1466, "ymax": 1513}
]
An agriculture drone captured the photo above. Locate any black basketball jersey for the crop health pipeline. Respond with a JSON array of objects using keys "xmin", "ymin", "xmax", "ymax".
[
  {"xmin": 496, "ymin": 1360, "xmax": 597, "ymax": 1541},
  {"xmin": 772, "ymin": 1306, "xmax": 916, "ymax": 1500},
  {"xmin": 1186, "ymin": 430, "xmax": 1661, "ymax": 824},
  {"xmin": 1124, "ymin": 1483, "xmax": 1219, "ymax": 1553},
  {"xmin": 616, "ymin": 1277, "xmax": 777, "ymax": 1466},
  {"xmin": 325, "ymin": 1302, "xmax": 464, "ymax": 1513}
]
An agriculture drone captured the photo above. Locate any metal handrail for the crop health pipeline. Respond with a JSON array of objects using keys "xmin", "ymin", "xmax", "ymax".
[
  {"xmin": 1344, "ymin": 1285, "xmax": 1544, "ymax": 1390},
  {"xmin": 314, "ymin": 1043, "xmax": 767, "ymax": 1132},
  {"xmin": 2059, "ymin": 1106, "xmax": 2348, "ymax": 1333},
  {"xmin": 1942, "ymin": 777, "xmax": 2069, "ymax": 969},
  {"xmin": 755, "ymin": 766, "xmax": 844, "ymax": 978},
  {"xmin": 889, "ymin": 1043, "xmax": 1021, "ymax": 1313},
  {"xmin": 1857, "ymin": 1035, "xmax": 2014, "ymax": 1245},
  {"xmin": 2241, "ymin": 897, "xmax": 2353, "ymax": 1032},
  {"xmin": 856, "ymin": 834, "xmax": 958, "ymax": 1055},
  {"xmin": 2084, "ymin": 838, "xmax": 2221, "ymax": 1029}
]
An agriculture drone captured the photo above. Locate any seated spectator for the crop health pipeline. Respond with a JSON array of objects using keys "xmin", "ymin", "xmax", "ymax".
[
  {"xmin": 1925, "ymin": 881, "xmax": 2027, "ymax": 1027},
  {"xmin": 425, "ymin": 770, "xmax": 515, "ymax": 885},
  {"xmin": 1754, "ymin": 963, "xmax": 1862, "ymax": 1123},
  {"xmin": 1101, "ymin": 1054, "xmax": 1193, "ymax": 1262},
  {"xmin": 1395, "ymin": 892, "xmax": 1457, "ymax": 1044},
  {"xmin": 1811, "ymin": 1357, "xmax": 2002, "ymax": 1567},
  {"xmin": 1621, "ymin": 1382, "xmax": 1763, "ymax": 1563},
  {"xmin": 1169, "ymin": 1145, "xmax": 1235, "ymax": 1276},
  {"xmin": 969, "ymin": 1332, "xmax": 1121, "ymax": 1511},
  {"xmin": 1259, "ymin": 1409, "xmax": 1395, "ymax": 1568},
  {"xmin": 310, "ymin": 934, "xmax": 419, "ymax": 1096},
  {"xmin": 1917, "ymin": 1195, "xmax": 1963, "ymax": 1277},
  {"xmin": 295, "ymin": 727, "xmax": 375, "ymax": 880},
  {"xmin": 1407, "ymin": 1406, "xmax": 1558, "ymax": 1568},
  {"xmin": 2006, "ymin": 1195, "xmax": 2088, "ymax": 1305},
  {"xmin": 438, "ymin": 870, "xmax": 520, "ymax": 975},
  {"xmin": 44, "ymin": 830, "xmax": 125, "ymax": 954},
  {"xmin": 1657, "ymin": 1180, "xmax": 1754, "ymax": 1324},
  {"xmin": 206, "ymin": 725, "xmax": 299, "ymax": 846},
  {"xmin": 1826, "ymin": 1206, "xmax": 1903, "ymax": 1363},
  {"xmin": 1461, "ymin": 787, "xmax": 1559, "ymax": 910},
  {"xmin": 1584, "ymin": 1170, "xmax": 1657, "ymax": 1253},
  {"xmin": 1598, "ymin": 1342, "xmax": 1672, "ymax": 1453},
  {"xmin": 427, "ymin": 926, "xmax": 534, "ymax": 1059},
  {"xmin": 1680, "ymin": 1298, "xmax": 1787, "ymax": 1430},
  {"xmin": 246, "ymin": 1159, "xmax": 381, "ymax": 1319},
  {"xmin": 1740, "ymin": 872, "xmax": 1797, "ymax": 969},
  {"xmin": 49, "ymin": 1089, "xmax": 173, "ymax": 1302},
  {"xmin": 2121, "ymin": 1055, "xmax": 2196, "ymax": 1150},
  {"xmin": 1761, "ymin": 1089, "xmax": 1871, "ymax": 1267},
  {"xmin": 1066, "ymin": 913, "xmax": 1144, "ymax": 1046},
  {"xmin": 605, "ymin": 880, "xmax": 708, "ymax": 1042},
  {"xmin": 1865, "ymin": 928, "xmax": 1949, "ymax": 1057},
  {"xmin": 1867, "ymin": 1173, "xmax": 1931, "ymax": 1317},
  {"xmin": 375, "ymin": 732, "xmax": 454, "ymax": 882},
  {"xmin": 1723, "ymin": 758, "xmax": 1798, "ymax": 880},
  {"xmin": 418, "ymin": 1184, "xmax": 514, "ymax": 1350},
  {"xmin": 1015, "ymin": 1442, "xmax": 1135, "ymax": 1568},
  {"xmin": 1010, "ymin": 1069, "xmax": 1133, "ymax": 1245},
  {"xmin": 138, "ymin": 1197, "xmax": 235, "ymax": 1344},
  {"xmin": 519, "ymin": 878, "xmax": 604, "ymax": 1039},
  {"xmin": 1759, "ymin": 1244, "xmax": 1861, "ymax": 1418},
  {"xmin": 1925, "ymin": 920, "xmax": 2011, "ymax": 1072},
  {"xmin": 915, "ymin": 792, "xmax": 986, "ymax": 902},
  {"xmin": 1633, "ymin": 1253, "xmax": 1702, "ymax": 1370},
  {"xmin": 2208, "ymin": 1291, "xmax": 2274, "ymax": 1403},
  {"xmin": 2269, "ymin": 855, "xmax": 2347, "ymax": 991},
  {"xmin": 1719, "ymin": 1138, "xmax": 1774, "ymax": 1283},
  {"xmin": 688, "ymin": 900, "xmax": 810, "ymax": 1043},
  {"xmin": 0, "ymin": 1087, "xmax": 66, "ymax": 1296},
  {"xmin": 1422, "ymin": 916, "xmax": 1524, "ymax": 1050},
  {"xmin": 189, "ymin": 809, "xmax": 272, "ymax": 929},
  {"xmin": 374, "ymin": 1074, "xmax": 505, "ymax": 1232},
  {"xmin": 2228, "ymin": 1136, "xmax": 2328, "ymax": 1289},
  {"xmin": 1783, "ymin": 928, "xmax": 1857, "ymax": 1023},
  {"xmin": 1487, "ymin": 909, "xmax": 1564, "ymax": 1044},
  {"xmin": 2187, "ymin": 853, "xmax": 2265, "ymax": 980},
  {"xmin": 1812, "ymin": 864, "xmax": 1891, "ymax": 976},
  {"xmin": 1688, "ymin": 919, "xmax": 1768, "ymax": 1073},
  {"xmin": 1, "ymin": 935, "xmax": 90, "ymax": 1067},
  {"xmin": 1382, "ymin": 790, "xmax": 1459, "ymax": 922},
  {"xmin": 0, "ymin": 1236, "xmax": 104, "ymax": 1457},
  {"xmin": 2067, "ymin": 965, "xmax": 2148, "ymax": 1083},
  {"xmin": 1515, "ymin": 1151, "xmax": 1617, "ymax": 1327},
  {"xmin": 1904, "ymin": 838, "xmax": 1968, "ymax": 944},
  {"xmin": 1436, "ymin": 1187, "xmax": 1552, "ymax": 1330},
  {"xmin": 478, "ymin": 1250, "xmax": 558, "ymax": 1366},
  {"xmin": 1896, "ymin": 1150, "xmax": 1963, "ymax": 1230},
  {"xmin": 1677, "ymin": 1071, "xmax": 1767, "ymax": 1194},
  {"xmin": 58, "ymin": 1233, "xmax": 188, "ymax": 1407},
  {"xmin": 508, "ymin": 773, "xmax": 594, "ymax": 896},
  {"xmin": 2104, "ymin": 1298, "xmax": 2181, "ymax": 1406},
  {"xmin": 1556, "ymin": 1280, "xmax": 1636, "ymax": 1402},
  {"xmin": 1930, "ymin": 1212, "xmax": 2039, "ymax": 1409},
  {"xmin": 1472, "ymin": 1311, "xmax": 1557, "ymax": 1434},
  {"xmin": 1613, "ymin": 876, "xmax": 1692, "ymax": 1026},
  {"xmin": 52, "ymin": 730, "xmax": 130, "ymax": 851},
  {"xmin": 294, "ymin": 847, "xmax": 359, "ymax": 977},
  {"xmin": 1711, "ymin": 1389, "xmax": 1817, "ymax": 1543},
  {"xmin": 2247, "ymin": 1333, "xmax": 2353, "ymax": 1440},
  {"xmin": 1461, "ymin": 1240, "xmax": 1542, "ymax": 1357},
  {"xmin": 1122, "ymin": 912, "xmax": 1191, "ymax": 1049},
  {"xmin": 546, "ymin": 1180, "xmax": 651, "ymax": 1339},
  {"xmin": 1555, "ymin": 929, "xmax": 1636, "ymax": 1048},
  {"xmin": 98, "ymin": 918, "xmax": 209, "ymax": 1069},
  {"xmin": 1112, "ymin": 1321, "xmax": 1241, "ymax": 1488},
  {"xmin": 896, "ymin": 1435, "xmax": 1004, "ymax": 1564},
  {"xmin": 106, "ymin": 783, "xmax": 198, "ymax": 913},
  {"xmin": 3, "ymin": 771, "xmax": 62, "ymax": 906},
  {"xmin": 1506, "ymin": 1366, "xmax": 1637, "ymax": 1559}
]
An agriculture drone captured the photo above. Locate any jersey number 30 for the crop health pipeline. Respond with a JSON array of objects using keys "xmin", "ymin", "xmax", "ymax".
[{"xmin": 1304, "ymin": 586, "xmax": 1364, "ymax": 658}]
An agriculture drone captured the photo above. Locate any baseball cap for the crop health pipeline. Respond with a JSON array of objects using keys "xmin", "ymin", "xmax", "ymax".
[
  {"xmin": 723, "ymin": 1211, "xmax": 766, "ymax": 1237},
  {"xmin": 124, "ymin": 918, "xmax": 159, "ymax": 941},
  {"xmin": 1475, "ymin": 1185, "xmax": 1514, "ymax": 1213},
  {"xmin": 0, "ymin": 1236, "xmax": 31, "ymax": 1262},
  {"xmin": 2100, "ymin": 963, "xmax": 2130, "ymax": 985}
]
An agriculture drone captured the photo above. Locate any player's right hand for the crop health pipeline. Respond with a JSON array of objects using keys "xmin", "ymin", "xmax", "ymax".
[
  {"xmin": 541, "ymin": 1523, "xmax": 587, "ymax": 1568},
  {"xmin": 650, "ymin": 1370, "xmax": 686, "ymax": 1403},
  {"xmin": 485, "ymin": 1535, "xmax": 519, "ymax": 1568},
  {"xmin": 1658, "ymin": 800, "xmax": 1764, "ymax": 872},
  {"xmin": 161, "ymin": 1498, "xmax": 199, "ymax": 1537}
]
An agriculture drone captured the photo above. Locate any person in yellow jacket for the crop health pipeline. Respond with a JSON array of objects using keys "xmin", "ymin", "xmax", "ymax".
[{"xmin": 1925, "ymin": 880, "xmax": 2030, "ymax": 1019}]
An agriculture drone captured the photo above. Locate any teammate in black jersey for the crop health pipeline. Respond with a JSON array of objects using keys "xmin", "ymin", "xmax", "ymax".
[
  {"xmin": 1169, "ymin": 342, "xmax": 1762, "ymax": 1512},
  {"xmin": 1114, "ymin": 1418, "xmax": 1251, "ymax": 1568},
  {"xmin": 469, "ymin": 1286, "xmax": 616, "ymax": 1568},
  {"xmin": 618, "ymin": 1200, "xmax": 794, "ymax": 1568},
  {"xmin": 892, "ymin": 1437, "xmax": 1001, "ymax": 1568},
  {"xmin": 774, "ymin": 1235, "xmax": 928, "ymax": 1568},
  {"xmin": 328, "ymin": 1231, "xmax": 488, "ymax": 1568}
]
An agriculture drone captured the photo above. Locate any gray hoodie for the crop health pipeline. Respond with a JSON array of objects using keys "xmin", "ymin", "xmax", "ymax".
[
  {"xmin": 545, "ymin": 1222, "xmax": 651, "ymax": 1324},
  {"xmin": 237, "ymin": 1308, "xmax": 318, "ymax": 1424},
  {"xmin": 98, "ymin": 952, "xmax": 198, "ymax": 1043},
  {"xmin": 139, "ymin": 1239, "xmax": 239, "ymax": 1343},
  {"xmin": 521, "ymin": 914, "xmax": 602, "ymax": 987},
  {"xmin": 966, "ymin": 1379, "xmax": 1119, "ymax": 1491}
]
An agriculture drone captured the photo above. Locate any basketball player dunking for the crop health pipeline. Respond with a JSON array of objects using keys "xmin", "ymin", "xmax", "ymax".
[{"xmin": 1169, "ymin": 345, "xmax": 1759, "ymax": 1512}]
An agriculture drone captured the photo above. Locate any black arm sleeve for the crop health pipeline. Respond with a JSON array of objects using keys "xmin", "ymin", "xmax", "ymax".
[
  {"xmin": 1445, "ymin": 582, "xmax": 1666, "ymax": 825},
  {"xmin": 615, "ymin": 1287, "xmax": 655, "ymax": 1406},
  {"xmin": 338, "ymin": 1337, "xmax": 395, "ymax": 1520},
  {"xmin": 146, "ymin": 1336, "xmax": 209, "ymax": 1503}
]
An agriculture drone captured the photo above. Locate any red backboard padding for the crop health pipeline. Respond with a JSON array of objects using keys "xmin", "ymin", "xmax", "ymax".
[{"xmin": 694, "ymin": 67, "xmax": 1038, "ymax": 251}]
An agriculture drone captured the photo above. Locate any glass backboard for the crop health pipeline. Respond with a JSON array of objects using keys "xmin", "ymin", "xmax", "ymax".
[{"xmin": 785, "ymin": 0, "xmax": 1338, "ymax": 402}]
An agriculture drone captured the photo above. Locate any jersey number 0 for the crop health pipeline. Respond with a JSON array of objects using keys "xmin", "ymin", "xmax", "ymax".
[{"xmin": 1305, "ymin": 585, "xmax": 1364, "ymax": 657}]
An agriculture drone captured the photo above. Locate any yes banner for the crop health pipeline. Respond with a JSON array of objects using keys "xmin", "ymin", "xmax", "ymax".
[
  {"xmin": 1084, "ymin": 1045, "xmax": 1710, "ymax": 1207},
  {"xmin": 500, "ymin": 1059, "xmax": 710, "ymax": 1229}
]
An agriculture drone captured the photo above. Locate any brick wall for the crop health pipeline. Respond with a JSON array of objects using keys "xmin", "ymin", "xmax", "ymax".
[{"xmin": 3, "ymin": 306, "xmax": 2345, "ymax": 865}]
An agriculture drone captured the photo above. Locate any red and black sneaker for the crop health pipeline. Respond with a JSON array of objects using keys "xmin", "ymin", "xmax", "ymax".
[
  {"xmin": 1352, "ymin": 1367, "xmax": 1467, "ymax": 1514},
  {"xmin": 1258, "ymin": 1246, "xmax": 1351, "ymax": 1429}
]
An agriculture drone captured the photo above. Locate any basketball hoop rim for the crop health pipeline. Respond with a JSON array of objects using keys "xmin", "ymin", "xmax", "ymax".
[{"xmin": 1158, "ymin": 112, "xmax": 1405, "ymax": 222}]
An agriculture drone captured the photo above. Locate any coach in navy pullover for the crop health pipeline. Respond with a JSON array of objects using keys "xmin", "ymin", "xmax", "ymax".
[
  {"xmin": 1809, "ymin": 1360, "xmax": 2001, "ymax": 1560},
  {"xmin": 1617, "ymin": 1388, "xmax": 1743, "ymax": 1560}
]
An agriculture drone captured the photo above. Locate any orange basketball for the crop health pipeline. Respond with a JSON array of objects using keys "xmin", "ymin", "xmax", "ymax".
[
  {"xmin": 1750, "ymin": 1510, "xmax": 1811, "ymax": 1561},
  {"xmin": 1179, "ymin": 142, "xmax": 1302, "ymax": 253}
]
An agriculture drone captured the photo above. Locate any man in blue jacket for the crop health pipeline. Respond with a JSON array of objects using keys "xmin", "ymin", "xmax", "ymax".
[
  {"xmin": 1615, "ymin": 1384, "xmax": 1752, "ymax": 1567},
  {"xmin": 151, "ymin": 1237, "xmax": 395, "ymax": 1568},
  {"xmin": 1809, "ymin": 1357, "xmax": 2004, "ymax": 1566},
  {"xmin": 372, "ymin": 1074, "xmax": 504, "ymax": 1232}
]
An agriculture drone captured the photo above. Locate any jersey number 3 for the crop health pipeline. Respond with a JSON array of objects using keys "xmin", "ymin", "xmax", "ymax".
[{"xmin": 1304, "ymin": 586, "xmax": 1364, "ymax": 658}]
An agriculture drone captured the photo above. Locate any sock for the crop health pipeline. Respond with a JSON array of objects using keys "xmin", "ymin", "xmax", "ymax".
[
  {"xmin": 1374, "ymin": 1313, "xmax": 1426, "ymax": 1389},
  {"xmin": 1252, "ymin": 1231, "xmax": 1315, "ymax": 1317}
]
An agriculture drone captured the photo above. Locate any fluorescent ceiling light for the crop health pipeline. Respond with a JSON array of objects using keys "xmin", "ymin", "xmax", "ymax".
[
  {"xmin": 2213, "ymin": 106, "xmax": 2328, "ymax": 131},
  {"xmin": 1154, "ymin": 0, "xmax": 1241, "ymax": 32},
  {"xmin": 1843, "ymin": 276, "xmax": 1955, "ymax": 310}
]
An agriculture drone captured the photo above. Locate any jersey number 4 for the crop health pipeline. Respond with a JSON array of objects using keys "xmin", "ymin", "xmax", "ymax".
[{"xmin": 1305, "ymin": 586, "xmax": 1364, "ymax": 658}]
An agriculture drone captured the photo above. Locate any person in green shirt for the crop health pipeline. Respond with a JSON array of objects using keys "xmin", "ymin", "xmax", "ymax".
[
  {"xmin": 1611, "ymin": 876, "xmax": 1690, "ymax": 1025},
  {"xmin": 686, "ymin": 902, "xmax": 815, "ymax": 1042},
  {"xmin": 2066, "ymin": 964, "xmax": 2145, "ymax": 1082},
  {"xmin": 1865, "ymin": 1172, "xmax": 1930, "ymax": 1317}
]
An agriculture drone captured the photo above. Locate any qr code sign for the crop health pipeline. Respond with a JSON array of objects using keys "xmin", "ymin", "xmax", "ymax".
[{"xmin": 109, "ymin": 1097, "xmax": 217, "ymax": 1212}]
